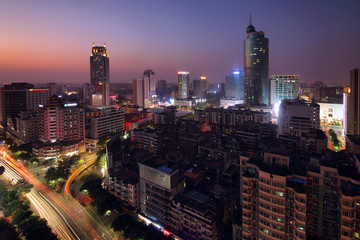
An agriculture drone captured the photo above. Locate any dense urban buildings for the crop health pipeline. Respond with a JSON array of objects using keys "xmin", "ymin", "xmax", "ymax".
[
  {"xmin": 244, "ymin": 18, "xmax": 269, "ymax": 106},
  {"xmin": 270, "ymin": 75, "xmax": 300, "ymax": 105},
  {"xmin": 0, "ymin": 83, "xmax": 51, "ymax": 128},
  {"xmin": 1, "ymin": 3, "xmax": 360, "ymax": 240},
  {"xmin": 177, "ymin": 71, "xmax": 190, "ymax": 99}
]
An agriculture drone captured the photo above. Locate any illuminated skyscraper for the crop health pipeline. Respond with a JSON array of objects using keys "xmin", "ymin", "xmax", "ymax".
[
  {"xmin": 90, "ymin": 43, "xmax": 110, "ymax": 105},
  {"xmin": 244, "ymin": 16, "xmax": 269, "ymax": 106},
  {"xmin": 177, "ymin": 71, "xmax": 189, "ymax": 99},
  {"xmin": 90, "ymin": 43, "xmax": 109, "ymax": 84},
  {"xmin": 225, "ymin": 70, "xmax": 244, "ymax": 99},
  {"xmin": 143, "ymin": 69, "xmax": 156, "ymax": 98}
]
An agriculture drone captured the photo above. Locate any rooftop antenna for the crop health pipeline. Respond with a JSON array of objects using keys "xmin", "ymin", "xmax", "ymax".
[{"xmin": 250, "ymin": 13, "xmax": 252, "ymax": 25}]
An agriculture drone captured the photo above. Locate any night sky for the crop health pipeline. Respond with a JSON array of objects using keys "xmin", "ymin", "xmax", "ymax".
[{"xmin": 1, "ymin": 0, "xmax": 359, "ymax": 85}]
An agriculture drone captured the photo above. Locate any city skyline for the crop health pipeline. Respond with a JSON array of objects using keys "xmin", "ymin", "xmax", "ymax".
[{"xmin": 1, "ymin": 1, "xmax": 360, "ymax": 85}]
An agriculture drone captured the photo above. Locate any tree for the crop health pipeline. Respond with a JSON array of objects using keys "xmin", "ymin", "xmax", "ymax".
[
  {"xmin": 12, "ymin": 210, "xmax": 32, "ymax": 226},
  {"xmin": 329, "ymin": 129, "xmax": 340, "ymax": 148},
  {"xmin": 0, "ymin": 217, "xmax": 21, "ymax": 240},
  {"xmin": 18, "ymin": 215, "xmax": 58, "ymax": 240},
  {"xmin": 0, "ymin": 166, "xmax": 4, "ymax": 175},
  {"xmin": 13, "ymin": 179, "xmax": 33, "ymax": 194}
]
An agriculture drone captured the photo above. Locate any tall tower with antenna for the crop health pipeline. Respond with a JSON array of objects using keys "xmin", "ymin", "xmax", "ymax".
[{"xmin": 244, "ymin": 15, "xmax": 269, "ymax": 106}]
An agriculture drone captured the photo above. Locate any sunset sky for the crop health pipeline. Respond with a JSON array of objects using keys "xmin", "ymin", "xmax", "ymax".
[{"xmin": 1, "ymin": 0, "xmax": 360, "ymax": 84}]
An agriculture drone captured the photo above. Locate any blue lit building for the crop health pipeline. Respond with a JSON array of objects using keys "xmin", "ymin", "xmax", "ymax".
[{"xmin": 225, "ymin": 70, "xmax": 244, "ymax": 99}]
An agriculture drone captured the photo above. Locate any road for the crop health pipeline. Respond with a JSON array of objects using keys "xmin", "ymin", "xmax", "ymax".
[
  {"xmin": 63, "ymin": 154, "xmax": 118, "ymax": 240},
  {"xmin": 0, "ymin": 148, "xmax": 118, "ymax": 240}
]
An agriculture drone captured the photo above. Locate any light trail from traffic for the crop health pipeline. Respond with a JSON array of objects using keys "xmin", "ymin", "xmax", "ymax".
[{"xmin": 0, "ymin": 148, "xmax": 112, "ymax": 240}]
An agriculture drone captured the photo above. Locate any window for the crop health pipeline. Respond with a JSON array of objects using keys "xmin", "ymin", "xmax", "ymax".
[{"xmin": 274, "ymin": 191, "xmax": 284, "ymax": 197}]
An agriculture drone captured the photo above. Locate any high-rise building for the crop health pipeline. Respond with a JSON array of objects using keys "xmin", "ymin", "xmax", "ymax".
[
  {"xmin": 34, "ymin": 95, "xmax": 85, "ymax": 160},
  {"xmin": 225, "ymin": 71, "xmax": 244, "ymax": 99},
  {"xmin": 177, "ymin": 71, "xmax": 189, "ymax": 99},
  {"xmin": 85, "ymin": 106, "xmax": 124, "ymax": 140},
  {"xmin": 344, "ymin": 87, "xmax": 351, "ymax": 135},
  {"xmin": 143, "ymin": 69, "xmax": 156, "ymax": 98},
  {"xmin": 244, "ymin": 16, "xmax": 269, "ymax": 106},
  {"xmin": 0, "ymin": 83, "xmax": 51, "ymax": 128},
  {"xmin": 132, "ymin": 78, "xmax": 144, "ymax": 106},
  {"xmin": 270, "ymin": 75, "xmax": 300, "ymax": 105},
  {"xmin": 37, "ymin": 96, "xmax": 84, "ymax": 144},
  {"xmin": 240, "ymin": 148, "xmax": 345, "ymax": 240},
  {"xmin": 347, "ymin": 68, "xmax": 360, "ymax": 135},
  {"xmin": 93, "ymin": 82, "xmax": 110, "ymax": 106},
  {"xmin": 90, "ymin": 43, "xmax": 109, "ymax": 84},
  {"xmin": 278, "ymin": 100, "xmax": 320, "ymax": 136},
  {"xmin": 157, "ymin": 80, "xmax": 167, "ymax": 99},
  {"xmin": 90, "ymin": 43, "xmax": 110, "ymax": 105},
  {"xmin": 192, "ymin": 76, "xmax": 207, "ymax": 98},
  {"xmin": 139, "ymin": 157, "xmax": 185, "ymax": 226}
]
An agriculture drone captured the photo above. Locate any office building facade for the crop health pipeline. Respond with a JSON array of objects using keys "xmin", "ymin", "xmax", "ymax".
[
  {"xmin": 85, "ymin": 106, "xmax": 124, "ymax": 140},
  {"xmin": 225, "ymin": 71, "xmax": 244, "ymax": 99},
  {"xmin": 132, "ymin": 78, "xmax": 144, "ymax": 106},
  {"xmin": 177, "ymin": 71, "xmax": 190, "ymax": 99},
  {"xmin": 37, "ymin": 96, "xmax": 84, "ymax": 144},
  {"xmin": 347, "ymin": 68, "xmax": 360, "ymax": 135},
  {"xmin": 244, "ymin": 20, "xmax": 269, "ymax": 106},
  {"xmin": 278, "ymin": 100, "xmax": 320, "ymax": 136},
  {"xmin": 0, "ymin": 83, "xmax": 51, "ymax": 128},
  {"xmin": 139, "ymin": 157, "xmax": 185, "ymax": 226},
  {"xmin": 193, "ymin": 76, "xmax": 207, "ymax": 98},
  {"xmin": 270, "ymin": 75, "xmax": 300, "ymax": 105},
  {"xmin": 143, "ymin": 69, "xmax": 156, "ymax": 99}
]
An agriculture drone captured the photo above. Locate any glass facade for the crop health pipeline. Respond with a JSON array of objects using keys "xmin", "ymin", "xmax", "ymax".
[
  {"xmin": 270, "ymin": 75, "xmax": 300, "ymax": 105},
  {"xmin": 244, "ymin": 25, "xmax": 269, "ymax": 106},
  {"xmin": 225, "ymin": 70, "xmax": 244, "ymax": 99}
]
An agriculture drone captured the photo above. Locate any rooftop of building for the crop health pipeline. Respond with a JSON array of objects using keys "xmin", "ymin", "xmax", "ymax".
[
  {"xmin": 341, "ymin": 180, "xmax": 360, "ymax": 197},
  {"xmin": 109, "ymin": 168, "xmax": 139, "ymax": 185},
  {"xmin": 184, "ymin": 168, "xmax": 203, "ymax": 179},
  {"xmin": 3, "ymin": 82, "xmax": 34, "ymax": 90},
  {"xmin": 265, "ymin": 146, "xmax": 293, "ymax": 157},
  {"xmin": 346, "ymin": 135, "xmax": 360, "ymax": 145},
  {"xmin": 139, "ymin": 156, "xmax": 177, "ymax": 175},
  {"xmin": 246, "ymin": 153, "xmax": 308, "ymax": 177},
  {"xmin": 132, "ymin": 127, "xmax": 157, "ymax": 133},
  {"xmin": 223, "ymin": 164, "xmax": 238, "ymax": 176},
  {"xmin": 281, "ymin": 99, "xmax": 319, "ymax": 107},
  {"xmin": 301, "ymin": 128, "xmax": 327, "ymax": 140},
  {"xmin": 286, "ymin": 180, "xmax": 307, "ymax": 194},
  {"xmin": 173, "ymin": 190, "xmax": 219, "ymax": 222}
]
